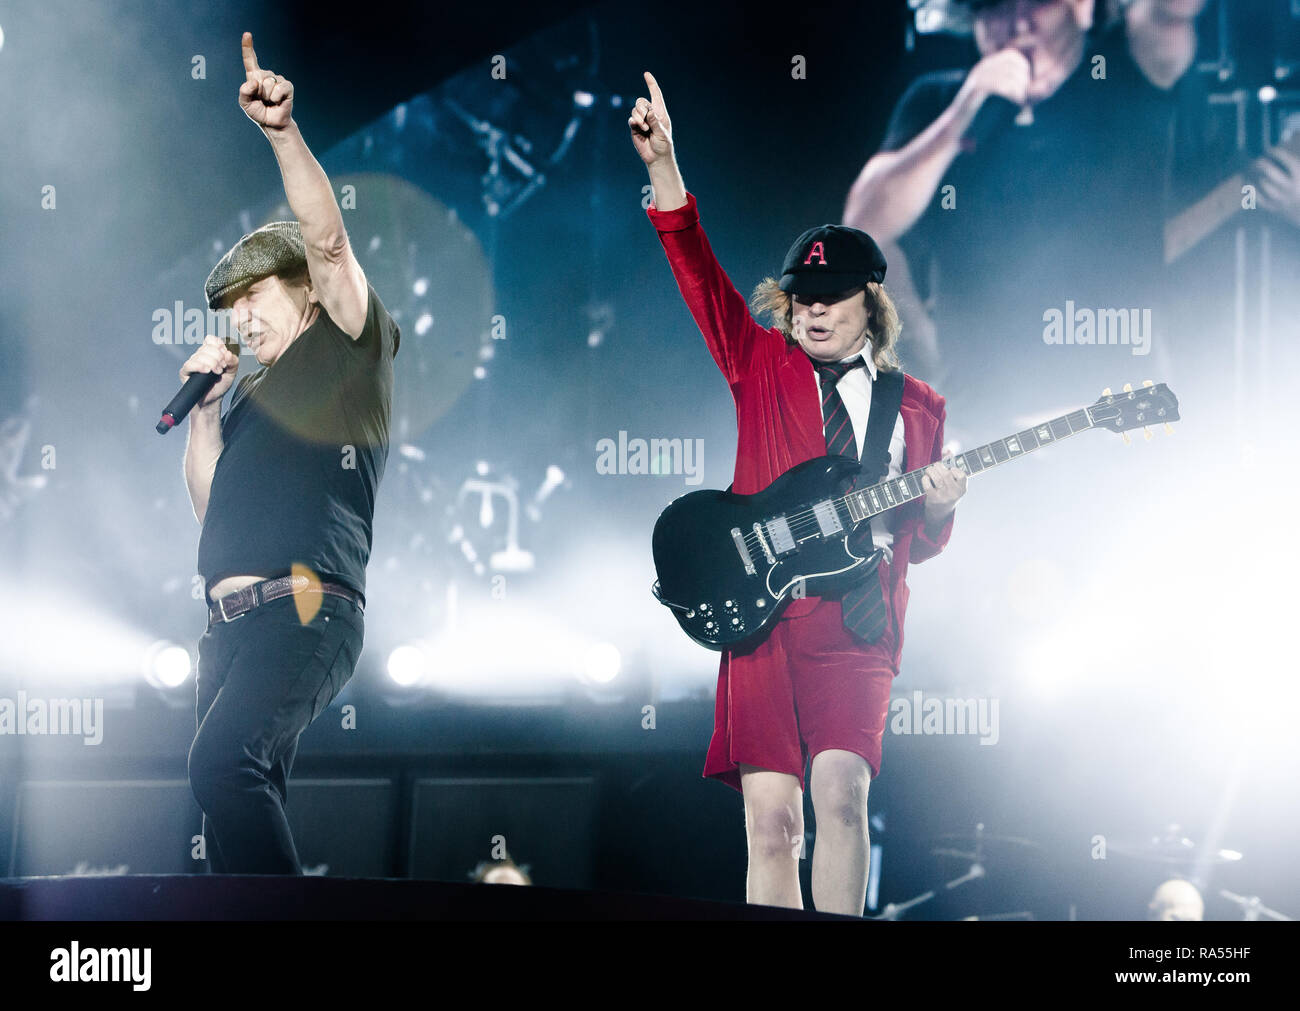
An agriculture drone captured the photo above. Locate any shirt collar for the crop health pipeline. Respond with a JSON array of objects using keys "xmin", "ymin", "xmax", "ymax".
[{"xmin": 837, "ymin": 350, "xmax": 877, "ymax": 382}]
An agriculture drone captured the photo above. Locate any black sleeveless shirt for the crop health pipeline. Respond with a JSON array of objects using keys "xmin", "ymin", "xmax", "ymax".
[{"xmin": 197, "ymin": 285, "xmax": 400, "ymax": 603}]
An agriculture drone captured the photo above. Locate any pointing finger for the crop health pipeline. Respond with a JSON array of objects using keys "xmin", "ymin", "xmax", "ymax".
[
  {"xmin": 242, "ymin": 32, "xmax": 260, "ymax": 75},
  {"xmin": 644, "ymin": 71, "xmax": 666, "ymax": 110}
]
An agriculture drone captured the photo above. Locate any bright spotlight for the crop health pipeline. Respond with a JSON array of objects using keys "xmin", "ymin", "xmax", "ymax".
[
  {"xmin": 143, "ymin": 641, "xmax": 192, "ymax": 690},
  {"xmin": 0, "ymin": 23, "xmax": 5, "ymax": 53},
  {"xmin": 387, "ymin": 644, "xmax": 427, "ymax": 687},
  {"xmin": 582, "ymin": 642, "xmax": 622, "ymax": 684}
]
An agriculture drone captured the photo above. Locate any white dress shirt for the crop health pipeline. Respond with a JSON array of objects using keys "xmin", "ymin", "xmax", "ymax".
[{"xmin": 814, "ymin": 351, "xmax": 907, "ymax": 563}]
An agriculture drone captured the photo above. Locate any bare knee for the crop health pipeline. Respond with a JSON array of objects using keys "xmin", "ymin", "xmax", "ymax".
[
  {"xmin": 811, "ymin": 751, "xmax": 870, "ymax": 833},
  {"xmin": 741, "ymin": 768, "xmax": 804, "ymax": 862}
]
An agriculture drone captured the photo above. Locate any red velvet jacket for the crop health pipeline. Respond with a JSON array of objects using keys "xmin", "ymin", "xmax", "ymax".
[{"xmin": 647, "ymin": 192, "xmax": 954, "ymax": 653}]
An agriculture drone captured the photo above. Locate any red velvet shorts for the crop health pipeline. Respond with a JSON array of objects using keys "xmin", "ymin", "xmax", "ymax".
[{"xmin": 702, "ymin": 559, "xmax": 898, "ymax": 793}]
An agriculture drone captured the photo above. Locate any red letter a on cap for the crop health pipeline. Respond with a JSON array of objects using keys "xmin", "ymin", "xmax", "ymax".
[{"xmin": 803, "ymin": 241, "xmax": 828, "ymax": 266}]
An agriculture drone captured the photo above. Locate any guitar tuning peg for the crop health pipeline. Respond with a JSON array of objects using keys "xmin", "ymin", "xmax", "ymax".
[
  {"xmin": 1121, "ymin": 431, "xmax": 1131, "ymax": 445},
  {"xmin": 1102, "ymin": 387, "xmax": 1112, "ymax": 397},
  {"xmin": 1122, "ymin": 383, "xmax": 1133, "ymax": 393},
  {"xmin": 1144, "ymin": 427, "xmax": 1153, "ymax": 440},
  {"xmin": 1163, "ymin": 423, "xmax": 1174, "ymax": 435},
  {"xmin": 1142, "ymin": 379, "xmax": 1154, "ymax": 387}
]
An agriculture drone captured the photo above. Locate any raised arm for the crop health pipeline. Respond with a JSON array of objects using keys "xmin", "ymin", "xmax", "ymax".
[
  {"xmin": 239, "ymin": 32, "xmax": 368, "ymax": 338},
  {"xmin": 843, "ymin": 50, "xmax": 1031, "ymax": 243},
  {"xmin": 630, "ymin": 72, "xmax": 771, "ymax": 384}
]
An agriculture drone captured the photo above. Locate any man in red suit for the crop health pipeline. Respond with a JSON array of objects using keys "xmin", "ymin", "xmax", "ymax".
[{"xmin": 631, "ymin": 72, "xmax": 967, "ymax": 915}]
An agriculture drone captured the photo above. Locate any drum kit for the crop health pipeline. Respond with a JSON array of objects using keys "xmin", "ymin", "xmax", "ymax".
[{"xmin": 871, "ymin": 822, "xmax": 1294, "ymax": 922}]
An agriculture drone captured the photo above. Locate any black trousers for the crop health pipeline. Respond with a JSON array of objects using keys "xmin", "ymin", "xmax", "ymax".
[{"xmin": 188, "ymin": 589, "xmax": 363, "ymax": 874}]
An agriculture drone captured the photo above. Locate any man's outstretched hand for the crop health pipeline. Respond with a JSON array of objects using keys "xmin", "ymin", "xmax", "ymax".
[
  {"xmin": 629, "ymin": 71, "xmax": 673, "ymax": 166},
  {"xmin": 239, "ymin": 32, "xmax": 293, "ymax": 130}
]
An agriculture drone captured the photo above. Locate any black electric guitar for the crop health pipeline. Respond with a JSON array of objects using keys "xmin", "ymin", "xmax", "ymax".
[{"xmin": 652, "ymin": 382, "xmax": 1179, "ymax": 651}]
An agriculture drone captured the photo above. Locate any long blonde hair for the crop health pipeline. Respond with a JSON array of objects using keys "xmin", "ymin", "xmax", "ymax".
[{"xmin": 750, "ymin": 279, "xmax": 902, "ymax": 372}]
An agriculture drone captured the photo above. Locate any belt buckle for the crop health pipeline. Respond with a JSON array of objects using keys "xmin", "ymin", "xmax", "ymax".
[{"xmin": 218, "ymin": 596, "xmax": 246, "ymax": 623}]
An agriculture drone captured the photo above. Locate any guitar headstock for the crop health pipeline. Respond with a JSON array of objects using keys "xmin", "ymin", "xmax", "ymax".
[{"xmin": 1089, "ymin": 381, "xmax": 1180, "ymax": 442}]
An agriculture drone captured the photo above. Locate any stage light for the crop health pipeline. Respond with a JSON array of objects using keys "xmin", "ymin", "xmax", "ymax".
[
  {"xmin": 142, "ymin": 641, "xmax": 192, "ymax": 690},
  {"xmin": 409, "ymin": 610, "xmax": 592, "ymax": 699},
  {"xmin": 0, "ymin": 23, "xmax": 6, "ymax": 53},
  {"xmin": 582, "ymin": 643, "xmax": 621, "ymax": 684},
  {"xmin": 573, "ymin": 90, "xmax": 594, "ymax": 108},
  {"xmin": 413, "ymin": 277, "xmax": 429, "ymax": 296},
  {"xmin": 386, "ymin": 644, "xmax": 427, "ymax": 687},
  {"xmin": 415, "ymin": 312, "xmax": 433, "ymax": 336},
  {"xmin": 1259, "ymin": 85, "xmax": 1278, "ymax": 104},
  {"xmin": 0, "ymin": 585, "xmax": 159, "ymax": 686}
]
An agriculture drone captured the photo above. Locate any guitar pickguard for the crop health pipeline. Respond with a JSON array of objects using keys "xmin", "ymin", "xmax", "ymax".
[{"xmin": 766, "ymin": 537, "xmax": 872, "ymax": 602}]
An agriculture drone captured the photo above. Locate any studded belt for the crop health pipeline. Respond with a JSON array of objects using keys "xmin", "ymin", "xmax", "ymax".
[{"xmin": 207, "ymin": 575, "xmax": 363, "ymax": 626}]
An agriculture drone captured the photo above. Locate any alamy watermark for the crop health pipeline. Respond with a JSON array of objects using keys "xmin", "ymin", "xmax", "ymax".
[
  {"xmin": 1042, "ymin": 300, "xmax": 1151, "ymax": 357},
  {"xmin": 0, "ymin": 692, "xmax": 104, "ymax": 745},
  {"xmin": 889, "ymin": 690, "xmax": 999, "ymax": 746},
  {"xmin": 152, "ymin": 301, "xmax": 241, "ymax": 346},
  {"xmin": 595, "ymin": 431, "xmax": 704, "ymax": 486}
]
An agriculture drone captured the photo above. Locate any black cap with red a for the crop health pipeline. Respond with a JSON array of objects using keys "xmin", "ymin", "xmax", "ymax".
[{"xmin": 779, "ymin": 224, "xmax": 888, "ymax": 298}]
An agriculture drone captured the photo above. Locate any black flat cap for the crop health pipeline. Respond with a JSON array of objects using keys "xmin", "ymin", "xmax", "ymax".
[{"xmin": 204, "ymin": 220, "xmax": 308, "ymax": 310}]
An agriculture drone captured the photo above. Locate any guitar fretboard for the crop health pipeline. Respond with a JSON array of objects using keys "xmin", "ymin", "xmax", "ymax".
[{"xmin": 841, "ymin": 406, "xmax": 1095, "ymax": 524}]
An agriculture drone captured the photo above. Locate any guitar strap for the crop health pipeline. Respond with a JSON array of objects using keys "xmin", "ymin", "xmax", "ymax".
[
  {"xmin": 832, "ymin": 366, "xmax": 905, "ymax": 641},
  {"xmin": 859, "ymin": 368, "xmax": 905, "ymax": 487},
  {"xmin": 844, "ymin": 367, "xmax": 904, "ymax": 557}
]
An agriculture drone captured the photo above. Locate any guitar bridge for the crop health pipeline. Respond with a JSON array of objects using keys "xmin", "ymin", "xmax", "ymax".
[{"xmin": 730, "ymin": 527, "xmax": 757, "ymax": 576}]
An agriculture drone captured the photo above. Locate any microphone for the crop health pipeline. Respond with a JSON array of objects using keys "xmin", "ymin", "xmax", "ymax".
[
  {"xmin": 156, "ymin": 342, "xmax": 240, "ymax": 434},
  {"xmin": 1014, "ymin": 49, "xmax": 1035, "ymax": 126}
]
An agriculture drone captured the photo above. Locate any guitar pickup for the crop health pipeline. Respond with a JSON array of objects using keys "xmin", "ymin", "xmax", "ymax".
[
  {"xmin": 730, "ymin": 527, "xmax": 757, "ymax": 576},
  {"xmin": 812, "ymin": 500, "xmax": 843, "ymax": 537},
  {"xmin": 764, "ymin": 516, "xmax": 796, "ymax": 555}
]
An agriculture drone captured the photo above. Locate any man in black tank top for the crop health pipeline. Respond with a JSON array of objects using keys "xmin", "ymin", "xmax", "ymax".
[{"xmin": 176, "ymin": 34, "xmax": 400, "ymax": 874}]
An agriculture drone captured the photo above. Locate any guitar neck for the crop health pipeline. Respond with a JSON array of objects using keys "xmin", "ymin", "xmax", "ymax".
[{"xmin": 841, "ymin": 405, "xmax": 1096, "ymax": 523}]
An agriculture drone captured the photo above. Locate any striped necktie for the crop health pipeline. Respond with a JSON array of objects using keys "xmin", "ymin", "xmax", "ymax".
[{"xmin": 815, "ymin": 357, "xmax": 889, "ymax": 644}]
